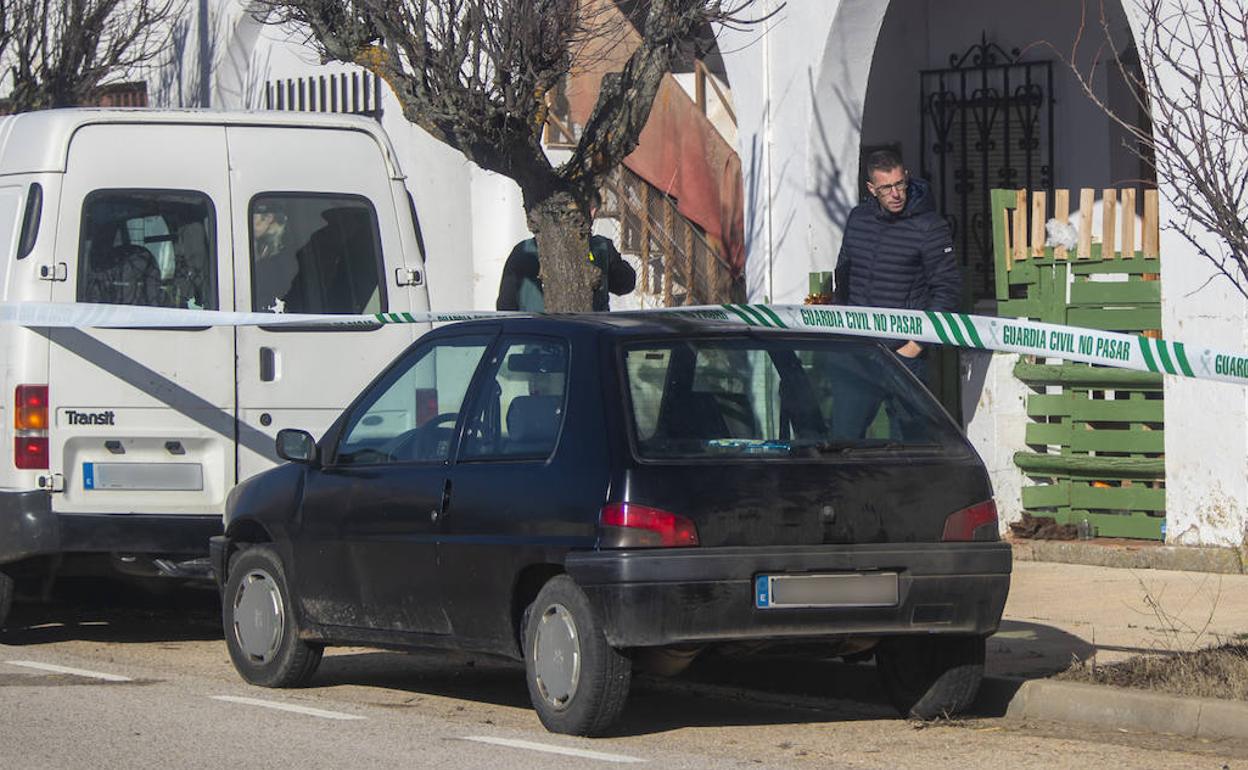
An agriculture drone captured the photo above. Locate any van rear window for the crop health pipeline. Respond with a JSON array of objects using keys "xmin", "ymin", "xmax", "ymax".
[
  {"xmin": 249, "ymin": 193, "xmax": 385, "ymax": 314},
  {"xmin": 78, "ymin": 190, "xmax": 218, "ymax": 310},
  {"xmin": 622, "ymin": 337, "xmax": 964, "ymax": 460}
]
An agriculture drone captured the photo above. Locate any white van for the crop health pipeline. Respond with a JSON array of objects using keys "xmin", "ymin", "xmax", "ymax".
[{"xmin": 0, "ymin": 109, "xmax": 431, "ymax": 623}]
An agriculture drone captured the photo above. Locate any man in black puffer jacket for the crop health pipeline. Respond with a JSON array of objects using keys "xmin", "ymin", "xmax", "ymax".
[{"xmin": 833, "ymin": 149, "xmax": 961, "ymax": 384}]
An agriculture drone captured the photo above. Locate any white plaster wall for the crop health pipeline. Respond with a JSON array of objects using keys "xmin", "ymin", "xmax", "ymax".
[
  {"xmin": 1135, "ymin": 2, "xmax": 1248, "ymax": 548},
  {"xmin": 466, "ymin": 168, "xmax": 528, "ymax": 312},
  {"xmin": 961, "ymin": 352, "xmax": 1031, "ymax": 526},
  {"xmin": 717, "ymin": 3, "xmax": 846, "ymax": 304}
]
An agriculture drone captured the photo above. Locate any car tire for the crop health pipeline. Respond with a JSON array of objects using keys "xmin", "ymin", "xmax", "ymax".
[
  {"xmin": 0, "ymin": 570, "xmax": 13, "ymax": 629},
  {"xmin": 523, "ymin": 575, "xmax": 631, "ymax": 736},
  {"xmin": 875, "ymin": 635, "xmax": 985, "ymax": 720},
  {"xmin": 223, "ymin": 546, "xmax": 322, "ymax": 688}
]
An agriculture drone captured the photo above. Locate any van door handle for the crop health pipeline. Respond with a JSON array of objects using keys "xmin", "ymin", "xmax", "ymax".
[{"xmin": 259, "ymin": 347, "xmax": 277, "ymax": 382}]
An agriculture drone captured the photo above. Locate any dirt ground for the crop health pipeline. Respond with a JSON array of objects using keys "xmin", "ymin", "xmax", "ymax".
[{"xmin": 1059, "ymin": 642, "xmax": 1248, "ymax": 700}]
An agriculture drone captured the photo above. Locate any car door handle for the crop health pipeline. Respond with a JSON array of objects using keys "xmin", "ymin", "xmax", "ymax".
[{"xmin": 430, "ymin": 479, "xmax": 452, "ymax": 523}]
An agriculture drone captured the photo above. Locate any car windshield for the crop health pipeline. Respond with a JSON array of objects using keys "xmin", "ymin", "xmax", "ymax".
[{"xmin": 622, "ymin": 336, "xmax": 965, "ymax": 460}]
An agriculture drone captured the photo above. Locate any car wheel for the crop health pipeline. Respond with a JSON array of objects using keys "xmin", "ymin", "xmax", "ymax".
[
  {"xmin": 875, "ymin": 635, "xmax": 985, "ymax": 719},
  {"xmin": 0, "ymin": 570, "xmax": 13, "ymax": 629},
  {"xmin": 223, "ymin": 546, "xmax": 322, "ymax": 688},
  {"xmin": 523, "ymin": 575, "xmax": 631, "ymax": 736}
]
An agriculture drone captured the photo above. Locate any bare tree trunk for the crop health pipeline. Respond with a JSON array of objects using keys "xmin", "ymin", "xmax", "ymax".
[{"xmin": 527, "ymin": 191, "xmax": 598, "ymax": 313}]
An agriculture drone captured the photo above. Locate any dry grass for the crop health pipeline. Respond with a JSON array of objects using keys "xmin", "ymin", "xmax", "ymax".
[{"xmin": 1057, "ymin": 643, "xmax": 1248, "ymax": 701}]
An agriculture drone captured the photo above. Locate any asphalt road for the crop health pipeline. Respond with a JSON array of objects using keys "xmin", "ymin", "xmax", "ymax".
[{"xmin": 0, "ymin": 579, "xmax": 1245, "ymax": 770}]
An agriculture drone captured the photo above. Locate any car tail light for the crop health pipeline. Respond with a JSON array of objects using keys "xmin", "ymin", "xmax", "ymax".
[
  {"xmin": 941, "ymin": 500, "xmax": 999, "ymax": 542},
  {"xmin": 15, "ymin": 385, "xmax": 49, "ymax": 470},
  {"xmin": 599, "ymin": 502, "xmax": 699, "ymax": 548}
]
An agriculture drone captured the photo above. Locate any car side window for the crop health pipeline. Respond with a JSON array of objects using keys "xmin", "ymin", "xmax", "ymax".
[
  {"xmin": 335, "ymin": 336, "xmax": 492, "ymax": 465},
  {"xmin": 250, "ymin": 193, "xmax": 385, "ymax": 314},
  {"xmin": 78, "ymin": 189, "xmax": 217, "ymax": 310},
  {"xmin": 461, "ymin": 338, "xmax": 569, "ymax": 460}
]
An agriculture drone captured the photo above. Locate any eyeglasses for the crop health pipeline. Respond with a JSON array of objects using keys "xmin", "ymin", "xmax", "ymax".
[{"xmin": 872, "ymin": 176, "xmax": 907, "ymax": 198}]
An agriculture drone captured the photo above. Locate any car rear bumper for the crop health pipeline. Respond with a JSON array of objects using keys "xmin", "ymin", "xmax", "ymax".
[{"xmin": 565, "ymin": 542, "xmax": 1012, "ymax": 648}]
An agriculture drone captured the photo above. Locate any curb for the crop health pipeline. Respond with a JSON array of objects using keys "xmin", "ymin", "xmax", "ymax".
[
  {"xmin": 1011, "ymin": 540, "xmax": 1245, "ymax": 575},
  {"xmin": 1001, "ymin": 677, "xmax": 1248, "ymax": 741},
  {"xmin": 648, "ymin": 658, "xmax": 1248, "ymax": 744}
]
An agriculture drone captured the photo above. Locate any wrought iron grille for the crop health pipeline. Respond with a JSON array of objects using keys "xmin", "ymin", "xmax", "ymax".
[
  {"xmin": 263, "ymin": 71, "xmax": 383, "ymax": 120},
  {"xmin": 919, "ymin": 33, "xmax": 1054, "ymax": 305}
]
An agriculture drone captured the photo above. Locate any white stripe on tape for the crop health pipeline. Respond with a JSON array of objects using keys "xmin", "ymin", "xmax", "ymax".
[{"xmin": 1, "ymin": 301, "xmax": 1245, "ymax": 387}]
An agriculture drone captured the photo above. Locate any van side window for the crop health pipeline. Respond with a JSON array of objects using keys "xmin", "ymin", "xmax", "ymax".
[
  {"xmin": 250, "ymin": 193, "xmax": 385, "ymax": 314},
  {"xmin": 78, "ymin": 190, "xmax": 218, "ymax": 310}
]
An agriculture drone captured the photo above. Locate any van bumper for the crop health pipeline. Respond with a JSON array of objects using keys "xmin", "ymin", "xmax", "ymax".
[
  {"xmin": 565, "ymin": 542, "xmax": 1012, "ymax": 648},
  {"xmin": 0, "ymin": 490, "xmax": 222, "ymax": 566}
]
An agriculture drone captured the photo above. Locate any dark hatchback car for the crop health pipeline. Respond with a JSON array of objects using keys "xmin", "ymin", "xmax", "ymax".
[{"xmin": 210, "ymin": 314, "xmax": 1011, "ymax": 736}]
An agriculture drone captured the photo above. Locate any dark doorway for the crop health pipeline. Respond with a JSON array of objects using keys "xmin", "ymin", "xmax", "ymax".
[{"xmin": 919, "ymin": 33, "xmax": 1055, "ymax": 310}]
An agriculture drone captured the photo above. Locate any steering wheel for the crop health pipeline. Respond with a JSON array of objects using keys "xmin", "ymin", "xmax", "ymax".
[{"xmin": 381, "ymin": 413, "xmax": 459, "ymax": 461}]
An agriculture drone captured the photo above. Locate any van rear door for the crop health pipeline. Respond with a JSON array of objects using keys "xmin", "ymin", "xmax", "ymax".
[
  {"xmin": 47, "ymin": 123, "xmax": 236, "ymax": 516},
  {"xmin": 226, "ymin": 125, "xmax": 420, "ymax": 483}
]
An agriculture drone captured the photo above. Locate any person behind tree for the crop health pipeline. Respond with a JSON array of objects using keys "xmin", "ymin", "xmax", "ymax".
[{"xmin": 496, "ymin": 190, "xmax": 636, "ymax": 312}]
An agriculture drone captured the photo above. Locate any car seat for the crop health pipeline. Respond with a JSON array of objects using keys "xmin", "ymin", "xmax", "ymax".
[
  {"xmin": 82, "ymin": 243, "xmax": 163, "ymax": 306},
  {"xmin": 505, "ymin": 395, "xmax": 563, "ymax": 455}
]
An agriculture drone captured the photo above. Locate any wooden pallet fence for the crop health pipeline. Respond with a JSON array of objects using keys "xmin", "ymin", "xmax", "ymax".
[{"xmin": 991, "ymin": 188, "xmax": 1165, "ymax": 540}]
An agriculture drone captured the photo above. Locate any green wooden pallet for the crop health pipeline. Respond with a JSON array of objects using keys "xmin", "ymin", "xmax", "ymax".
[{"xmin": 993, "ymin": 188, "xmax": 1165, "ymax": 540}]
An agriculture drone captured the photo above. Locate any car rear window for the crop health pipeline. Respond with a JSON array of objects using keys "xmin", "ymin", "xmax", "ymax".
[{"xmin": 622, "ymin": 337, "xmax": 965, "ymax": 460}]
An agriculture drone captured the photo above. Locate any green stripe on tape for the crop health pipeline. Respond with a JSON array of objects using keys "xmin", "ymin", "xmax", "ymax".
[
  {"xmin": 755, "ymin": 305, "xmax": 788, "ymax": 328},
  {"xmin": 941, "ymin": 312, "xmax": 969, "ymax": 346},
  {"xmin": 1137, "ymin": 336, "xmax": 1160, "ymax": 373},
  {"xmin": 401, "ymin": 312, "xmax": 416, "ymax": 323},
  {"xmin": 1173, "ymin": 342, "xmax": 1195, "ymax": 377},
  {"xmin": 738, "ymin": 305, "xmax": 773, "ymax": 327},
  {"xmin": 374, "ymin": 313, "xmax": 387, "ymax": 323},
  {"xmin": 722, "ymin": 304, "xmax": 757, "ymax": 325},
  {"xmin": 958, "ymin": 314, "xmax": 985, "ymax": 348},
  {"xmin": 925, "ymin": 311, "xmax": 953, "ymax": 345},
  {"xmin": 1155, "ymin": 339, "xmax": 1178, "ymax": 375}
]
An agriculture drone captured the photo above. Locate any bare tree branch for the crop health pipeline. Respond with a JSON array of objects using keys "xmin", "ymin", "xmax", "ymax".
[
  {"xmin": 1, "ymin": 0, "xmax": 182, "ymax": 111},
  {"xmin": 1044, "ymin": 0, "xmax": 1248, "ymax": 298},
  {"xmin": 253, "ymin": 0, "xmax": 764, "ymax": 311}
]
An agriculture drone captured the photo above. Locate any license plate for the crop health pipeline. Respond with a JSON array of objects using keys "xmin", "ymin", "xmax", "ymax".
[
  {"xmin": 754, "ymin": 572, "xmax": 899, "ymax": 609},
  {"xmin": 83, "ymin": 462, "xmax": 204, "ymax": 491}
]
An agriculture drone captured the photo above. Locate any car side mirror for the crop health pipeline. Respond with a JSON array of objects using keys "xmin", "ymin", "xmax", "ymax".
[{"xmin": 275, "ymin": 429, "xmax": 319, "ymax": 465}]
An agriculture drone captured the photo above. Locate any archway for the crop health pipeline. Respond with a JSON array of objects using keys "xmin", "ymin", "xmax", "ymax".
[{"xmin": 859, "ymin": 0, "xmax": 1152, "ymax": 313}]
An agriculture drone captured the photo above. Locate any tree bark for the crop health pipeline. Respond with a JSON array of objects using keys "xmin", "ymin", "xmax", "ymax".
[{"xmin": 526, "ymin": 190, "xmax": 598, "ymax": 313}]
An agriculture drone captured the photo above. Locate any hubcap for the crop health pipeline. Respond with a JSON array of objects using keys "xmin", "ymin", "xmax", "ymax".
[
  {"xmin": 232, "ymin": 569, "xmax": 285, "ymax": 663},
  {"xmin": 532, "ymin": 602, "xmax": 581, "ymax": 710}
]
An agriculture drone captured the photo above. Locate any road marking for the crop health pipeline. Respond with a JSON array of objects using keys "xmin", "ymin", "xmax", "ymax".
[
  {"xmin": 6, "ymin": 660, "xmax": 132, "ymax": 682},
  {"xmin": 211, "ymin": 695, "xmax": 365, "ymax": 721},
  {"xmin": 462, "ymin": 736, "xmax": 644, "ymax": 763}
]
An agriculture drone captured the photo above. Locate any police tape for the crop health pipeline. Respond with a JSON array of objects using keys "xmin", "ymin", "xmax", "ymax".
[{"xmin": 2, "ymin": 300, "xmax": 1247, "ymax": 387}]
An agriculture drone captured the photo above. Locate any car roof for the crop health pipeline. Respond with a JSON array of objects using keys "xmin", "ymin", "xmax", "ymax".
[{"xmin": 440, "ymin": 312, "xmax": 880, "ymax": 344}]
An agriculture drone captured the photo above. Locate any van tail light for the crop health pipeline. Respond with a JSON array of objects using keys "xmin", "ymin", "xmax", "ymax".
[
  {"xmin": 941, "ymin": 500, "xmax": 999, "ymax": 542},
  {"xmin": 599, "ymin": 502, "xmax": 699, "ymax": 548},
  {"xmin": 15, "ymin": 385, "xmax": 49, "ymax": 470}
]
